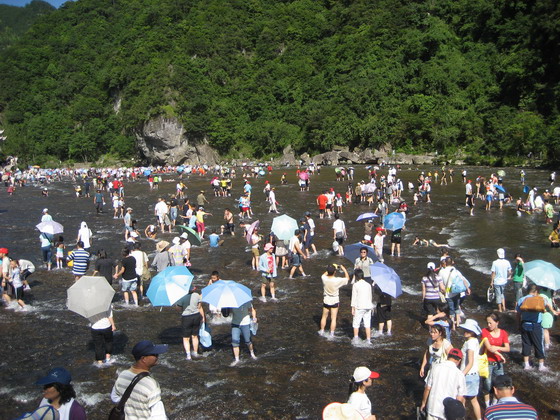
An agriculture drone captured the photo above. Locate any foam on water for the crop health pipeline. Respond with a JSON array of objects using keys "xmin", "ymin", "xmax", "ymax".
[
  {"xmin": 79, "ymin": 392, "xmax": 106, "ymax": 406},
  {"xmin": 402, "ymin": 285, "xmax": 421, "ymax": 296},
  {"xmin": 205, "ymin": 379, "xmax": 226, "ymax": 388}
]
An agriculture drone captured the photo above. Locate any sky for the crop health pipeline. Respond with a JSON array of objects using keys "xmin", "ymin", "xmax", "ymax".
[{"xmin": 0, "ymin": 0, "xmax": 73, "ymax": 7}]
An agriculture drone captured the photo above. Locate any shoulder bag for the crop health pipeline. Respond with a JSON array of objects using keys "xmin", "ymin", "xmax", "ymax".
[
  {"xmin": 108, "ymin": 372, "xmax": 150, "ymax": 420},
  {"xmin": 478, "ymin": 338, "xmax": 489, "ymax": 378},
  {"xmin": 520, "ymin": 296, "xmax": 546, "ymax": 312}
]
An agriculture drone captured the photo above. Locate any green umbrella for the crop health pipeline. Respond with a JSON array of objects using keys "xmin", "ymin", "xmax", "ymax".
[{"xmin": 175, "ymin": 225, "xmax": 202, "ymax": 246}]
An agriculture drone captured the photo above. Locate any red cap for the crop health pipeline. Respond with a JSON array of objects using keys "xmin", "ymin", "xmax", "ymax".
[
  {"xmin": 448, "ymin": 348, "xmax": 463, "ymax": 360},
  {"xmin": 376, "ymin": 227, "xmax": 384, "ymax": 232},
  {"xmin": 0, "ymin": 248, "xmax": 8, "ymax": 254}
]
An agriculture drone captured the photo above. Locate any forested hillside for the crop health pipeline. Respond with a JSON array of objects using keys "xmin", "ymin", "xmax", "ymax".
[
  {"xmin": 0, "ymin": 0, "xmax": 559, "ymax": 165},
  {"xmin": 0, "ymin": 1, "xmax": 54, "ymax": 52}
]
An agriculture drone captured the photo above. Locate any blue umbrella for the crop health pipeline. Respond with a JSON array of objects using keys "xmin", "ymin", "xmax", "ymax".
[
  {"xmin": 271, "ymin": 214, "xmax": 298, "ymax": 241},
  {"xmin": 383, "ymin": 212, "xmax": 406, "ymax": 230},
  {"xmin": 201, "ymin": 280, "xmax": 252, "ymax": 308},
  {"xmin": 147, "ymin": 266, "xmax": 194, "ymax": 306},
  {"xmin": 524, "ymin": 260, "xmax": 560, "ymax": 290},
  {"xmin": 356, "ymin": 212, "xmax": 379, "ymax": 222},
  {"xmin": 343, "ymin": 243, "xmax": 378, "ymax": 264},
  {"xmin": 369, "ymin": 262, "xmax": 402, "ymax": 298},
  {"xmin": 494, "ymin": 184, "xmax": 506, "ymax": 194},
  {"xmin": 144, "ymin": 169, "xmax": 152, "ymax": 176}
]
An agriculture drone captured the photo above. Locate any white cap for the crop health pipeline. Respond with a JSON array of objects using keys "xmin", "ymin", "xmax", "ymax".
[
  {"xmin": 497, "ymin": 248, "xmax": 505, "ymax": 259},
  {"xmin": 427, "ymin": 262, "xmax": 436, "ymax": 270},
  {"xmin": 43, "ymin": 208, "xmax": 48, "ymax": 213},
  {"xmin": 364, "ymin": 235, "xmax": 371, "ymax": 241},
  {"xmin": 352, "ymin": 366, "xmax": 380, "ymax": 382},
  {"xmin": 180, "ymin": 232, "xmax": 189, "ymax": 240}
]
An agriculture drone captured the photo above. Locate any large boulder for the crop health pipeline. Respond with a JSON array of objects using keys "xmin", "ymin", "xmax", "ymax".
[
  {"xmin": 312, "ymin": 151, "xmax": 340, "ymax": 165},
  {"xmin": 135, "ymin": 116, "xmax": 219, "ymax": 165},
  {"xmin": 338, "ymin": 150, "xmax": 363, "ymax": 164}
]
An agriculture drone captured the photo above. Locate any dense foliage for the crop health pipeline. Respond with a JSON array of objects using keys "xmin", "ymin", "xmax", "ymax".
[
  {"xmin": 0, "ymin": 0, "xmax": 559, "ymax": 165},
  {"xmin": 0, "ymin": 1, "xmax": 54, "ymax": 52}
]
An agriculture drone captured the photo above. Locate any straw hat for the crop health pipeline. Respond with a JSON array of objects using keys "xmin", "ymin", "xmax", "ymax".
[
  {"xmin": 322, "ymin": 403, "xmax": 363, "ymax": 420},
  {"xmin": 156, "ymin": 241, "xmax": 169, "ymax": 252}
]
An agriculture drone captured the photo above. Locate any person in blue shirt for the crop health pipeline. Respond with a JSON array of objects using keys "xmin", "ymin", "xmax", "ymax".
[
  {"xmin": 516, "ymin": 284, "xmax": 558, "ymax": 371},
  {"xmin": 209, "ymin": 230, "xmax": 220, "ymax": 248}
]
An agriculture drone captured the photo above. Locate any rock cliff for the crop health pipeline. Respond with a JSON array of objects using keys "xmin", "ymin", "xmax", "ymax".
[
  {"xmin": 134, "ymin": 116, "xmax": 438, "ymax": 166},
  {"xmin": 134, "ymin": 116, "xmax": 219, "ymax": 165}
]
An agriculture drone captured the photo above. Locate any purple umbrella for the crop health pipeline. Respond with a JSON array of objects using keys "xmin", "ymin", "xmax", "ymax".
[
  {"xmin": 246, "ymin": 220, "xmax": 260, "ymax": 244},
  {"xmin": 356, "ymin": 213, "xmax": 379, "ymax": 222}
]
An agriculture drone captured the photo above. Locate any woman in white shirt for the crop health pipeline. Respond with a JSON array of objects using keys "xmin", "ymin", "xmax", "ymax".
[
  {"xmin": 347, "ymin": 366, "xmax": 379, "ymax": 420},
  {"xmin": 459, "ymin": 319, "xmax": 482, "ymax": 420}
]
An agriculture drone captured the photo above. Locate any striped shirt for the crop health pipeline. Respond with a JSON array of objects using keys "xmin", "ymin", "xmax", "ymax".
[
  {"xmin": 484, "ymin": 397, "xmax": 538, "ymax": 420},
  {"xmin": 68, "ymin": 249, "xmax": 90, "ymax": 276},
  {"xmin": 422, "ymin": 274, "xmax": 443, "ymax": 301},
  {"xmin": 112, "ymin": 369, "xmax": 164, "ymax": 420}
]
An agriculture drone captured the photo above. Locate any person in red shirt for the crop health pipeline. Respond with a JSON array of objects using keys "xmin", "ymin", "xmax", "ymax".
[
  {"xmin": 481, "ymin": 312, "xmax": 510, "ymax": 407},
  {"xmin": 317, "ymin": 191, "xmax": 328, "ymax": 219}
]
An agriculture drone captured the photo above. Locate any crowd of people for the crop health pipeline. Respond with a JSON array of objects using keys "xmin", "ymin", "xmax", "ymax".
[{"xmin": 2, "ymin": 162, "xmax": 557, "ymax": 419}]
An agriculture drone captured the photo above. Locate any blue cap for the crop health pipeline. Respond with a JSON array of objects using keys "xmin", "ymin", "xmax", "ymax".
[
  {"xmin": 36, "ymin": 367, "xmax": 72, "ymax": 385},
  {"xmin": 132, "ymin": 340, "xmax": 169, "ymax": 358}
]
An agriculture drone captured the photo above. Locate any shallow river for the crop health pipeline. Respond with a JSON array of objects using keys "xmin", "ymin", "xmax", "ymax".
[{"xmin": 1, "ymin": 165, "xmax": 559, "ymax": 419}]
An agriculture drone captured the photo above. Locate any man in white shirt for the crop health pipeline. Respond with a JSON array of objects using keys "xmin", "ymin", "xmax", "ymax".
[
  {"xmin": 351, "ymin": 269, "xmax": 374, "ymax": 343},
  {"xmin": 332, "ymin": 213, "xmax": 346, "ymax": 256},
  {"xmin": 131, "ymin": 243, "xmax": 149, "ymax": 299},
  {"xmin": 420, "ymin": 348, "xmax": 466, "ymax": 420},
  {"xmin": 491, "ymin": 248, "xmax": 512, "ymax": 313},
  {"xmin": 304, "ymin": 212, "xmax": 318, "ymax": 255},
  {"xmin": 154, "ymin": 198, "xmax": 169, "ymax": 233}
]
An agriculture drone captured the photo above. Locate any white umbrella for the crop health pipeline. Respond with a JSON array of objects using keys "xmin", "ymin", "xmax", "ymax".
[
  {"xmin": 36, "ymin": 220, "xmax": 64, "ymax": 235},
  {"xmin": 271, "ymin": 214, "xmax": 298, "ymax": 241},
  {"xmin": 67, "ymin": 276, "xmax": 115, "ymax": 322}
]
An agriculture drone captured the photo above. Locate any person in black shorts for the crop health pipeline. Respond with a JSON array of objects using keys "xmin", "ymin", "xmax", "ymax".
[
  {"xmin": 175, "ymin": 286, "xmax": 205, "ymax": 360},
  {"xmin": 390, "ymin": 228, "xmax": 402, "ymax": 257},
  {"xmin": 374, "ymin": 284, "xmax": 393, "ymax": 336}
]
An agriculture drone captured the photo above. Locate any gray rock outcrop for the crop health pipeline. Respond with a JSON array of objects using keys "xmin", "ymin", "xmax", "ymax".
[{"xmin": 135, "ymin": 116, "xmax": 219, "ymax": 165}]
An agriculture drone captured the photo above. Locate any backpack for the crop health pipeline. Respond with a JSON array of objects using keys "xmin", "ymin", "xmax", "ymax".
[{"xmin": 448, "ymin": 269, "xmax": 469, "ymax": 295}]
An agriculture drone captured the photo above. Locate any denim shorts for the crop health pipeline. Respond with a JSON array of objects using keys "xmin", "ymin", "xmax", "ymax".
[
  {"xmin": 494, "ymin": 285, "xmax": 505, "ymax": 304},
  {"xmin": 482, "ymin": 362, "xmax": 505, "ymax": 394},
  {"xmin": 122, "ymin": 279, "xmax": 138, "ymax": 292},
  {"xmin": 231, "ymin": 324, "xmax": 251, "ymax": 347},
  {"xmin": 446, "ymin": 295, "xmax": 461, "ymax": 316},
  {"xmin": 465, "ymin": 373, "xmax": 480, "ymax": 397}
]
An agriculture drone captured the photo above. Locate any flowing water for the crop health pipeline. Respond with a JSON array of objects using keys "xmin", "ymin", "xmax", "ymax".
[{"xmin": 2, "ymin": 166, "xmax": 560, "ymax": 419}]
